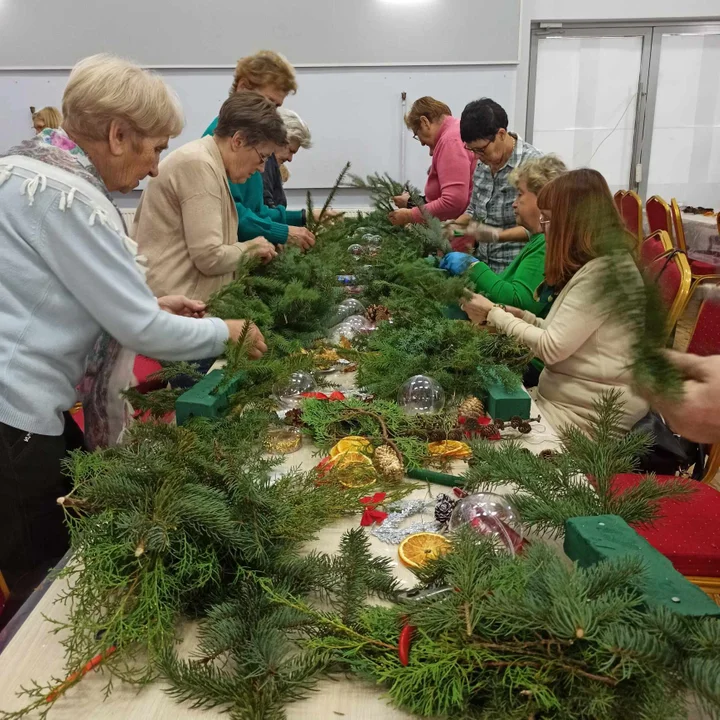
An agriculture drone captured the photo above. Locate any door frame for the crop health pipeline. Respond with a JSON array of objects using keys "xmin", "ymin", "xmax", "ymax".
[{"xmin": 526, "ymin": 24, "xmax": 653, "ymax": 193}]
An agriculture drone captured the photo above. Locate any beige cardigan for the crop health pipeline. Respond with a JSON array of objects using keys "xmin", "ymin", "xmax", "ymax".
[
  {"xmin": 133, "ymin": 136, "xmax": 247, "ymax": 302},
  {"xmin": 488, "ymin": 256, "xmax": 649, "ymax": 435}
]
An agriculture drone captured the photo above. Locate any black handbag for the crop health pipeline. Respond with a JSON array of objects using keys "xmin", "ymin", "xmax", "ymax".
[{"xmin": 632, "ymin": 411, "xmax": 705, "ymax": 478}]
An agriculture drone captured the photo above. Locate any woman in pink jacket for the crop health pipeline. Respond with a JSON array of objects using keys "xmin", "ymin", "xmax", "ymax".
[{"xmin": 389, "ymin": 96, "xmax": 476, "ymax": 225}]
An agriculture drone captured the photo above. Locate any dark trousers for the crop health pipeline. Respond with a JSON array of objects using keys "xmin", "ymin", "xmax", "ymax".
[{"xmin": 0, "ymin": 413, "xmax": 84, "ymax": 591}]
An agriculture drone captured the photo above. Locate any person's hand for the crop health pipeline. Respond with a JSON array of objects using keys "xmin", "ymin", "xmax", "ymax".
[
  {"xmin": 288, "ymin": 226, "xmax": 316, "ymax": 251},
  {"xmin": 223, "ymin": 320, "xmax": 268, "ymax": 359},
  {"xmin": 312, "ymin": 208, "xmax": 344, "ymax": 223},
  {"xmin": 389, "ymin": 209, "xmax": 414, "ymax": 226},
  {"xmin": 393, "ymin": 192, "xmax": 410, "ymax": 209},
  {"xmin": 460, "ymin": 293, "xmax": 494, "ymax": 325},
  {"xmin": 243, "ymin": 237, "xmax": 278, "ymax": 264},
  {"xmin": 467, "ymin": 222, "xmax": 501, "ymax": 243},
  {"xmin": 158, "ymin": 295, "xmax": 207, "ymax": 318},
  {"xmin": 643, "ymin": 351, "xmax": 720, "ymax": 443},
  {"xmin": 438, "ymin": 252, "xmax": 478, "ymax": 276}
]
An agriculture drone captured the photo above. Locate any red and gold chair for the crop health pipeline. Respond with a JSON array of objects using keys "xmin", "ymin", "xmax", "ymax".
[
  {"xmin": 613, "ymin": 189, "xmax": 626, "ymax": 214},
  {"xmin": 646, "ymin": 195, "xmax": 673, "ymax": 237},
  {"xmin": 645, "ymin": 249, "xmax": 693, "ymax": 340},
  {"xmin": 619, "ymin": 190, "xmax": 643, "ymax": 247},
  {"xmin": 671, "ymin": 198, "xmax": 720, "ymax": 280},
  {"xmin": 0, "ymin": 570, "xmax": 9, "ymax": 617},
  {"xmin": 639, "ymin": 230, "xmax": 673, "ymax": 269}
]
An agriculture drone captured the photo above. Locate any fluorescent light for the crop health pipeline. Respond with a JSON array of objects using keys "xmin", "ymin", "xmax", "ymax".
[{"xmin": 377, "ymin": 0, "xmax": 437, "ymax": 5}]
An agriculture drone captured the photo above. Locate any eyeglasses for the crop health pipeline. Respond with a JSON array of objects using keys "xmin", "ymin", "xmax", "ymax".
[
  {"xmin": 253, "ymin": 147, "xmax": 272, "ymax": 163},
  {"xmin": 465, "ymin": 135, "xmax": 497, "ymax": 156}
]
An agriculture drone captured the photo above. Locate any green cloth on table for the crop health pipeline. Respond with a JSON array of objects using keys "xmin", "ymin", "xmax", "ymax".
[{"xmin": 203, "ymin": 117, "xmax": 304, "ymax": 244}]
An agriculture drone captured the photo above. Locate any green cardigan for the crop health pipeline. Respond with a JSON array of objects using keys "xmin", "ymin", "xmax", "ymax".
[
  {"xmin": 468, "ymin": 233, "xmax": 549, "ymax": 317},
  {"xmin": 203, "ymin": 118, "xmax": 304, "ymax": 244}
]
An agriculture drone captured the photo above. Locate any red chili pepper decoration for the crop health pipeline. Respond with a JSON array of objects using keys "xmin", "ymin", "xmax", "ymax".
[
  {"xmin": 398, "ymin": 624, "xmax": 415, "ymax": 666},
  {"xmin": 328, "ymin": 391, "xmax": 346, "ymax": 401},
  {"xmin": 46, "ymin": 645, "xmax": 117, "ymax": 702}
]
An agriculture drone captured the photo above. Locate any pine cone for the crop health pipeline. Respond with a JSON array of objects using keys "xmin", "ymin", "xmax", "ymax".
[
  {"xmin": 284, "ymin": 408, "xmax": 305, "ymax": 427},
  {"xmin": 374, "ymin": 445, "xmax": 404, "ymax": 482},
  {"xmin": 539, "ymin": 449, "xmax": 558, "ymax": 462},
  {"xmin": 365, "ymin": 304, "xmax": 391, "ymax": 323},
  {"xmin": 517, "ymin": 422, "xmax": 532, "ymax": 435},
  {"xmin": 427, "ymin": 430, "xmax": 446, "ymax": 443},
  {"xmin": 448, "ymin": 428, "xmax": 464, "ymax": 441},
  {"xmin": 458, "ymin": 396, "xmax": 484, "ymax": 419},
  {"xmin": 494, "ymin": 419, "xmax": 506, "ymax": 431},
  {"xmin": 434, "ymin": 494, "xmax": 456, "ymax": 525},
  {"xmin": 479, "ymin": 423, "xmax": 498, "ymax": 439}
]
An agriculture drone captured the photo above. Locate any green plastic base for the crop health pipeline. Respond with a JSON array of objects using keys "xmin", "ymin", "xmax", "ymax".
[
  {"xmin": 175, "ymin": 370, "xmax": 246, "ymax": 426},
  {"xmin": 442, "ymin": 304, "xmax": 469, "ymax": 321},
  {"xmin": 483, "ymin": 382, "xmax": 531, "ymax": 421},
  {"xmin": 564, "ymin": 515, "xmax": 720, "ymax": 617}
]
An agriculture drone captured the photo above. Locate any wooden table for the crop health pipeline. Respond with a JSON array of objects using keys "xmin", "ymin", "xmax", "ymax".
[{"xmin": 0, "ymin": 373, "xmax": 707, "ymax": 719}]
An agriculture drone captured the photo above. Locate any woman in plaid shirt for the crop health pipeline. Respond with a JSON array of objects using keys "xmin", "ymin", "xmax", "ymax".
[{"xmin": 450, "ymin": 98, "xmax": 542, "ymax": 274}]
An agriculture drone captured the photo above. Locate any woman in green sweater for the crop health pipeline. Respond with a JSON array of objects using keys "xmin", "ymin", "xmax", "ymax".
[{"xmin": 439, "ymin": 154, "xmax": 567, "ymax": 317}]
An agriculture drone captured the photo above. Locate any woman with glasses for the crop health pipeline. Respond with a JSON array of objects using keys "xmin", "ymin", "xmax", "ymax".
[
  {"xmin": 202, "ymin": 51, "xmax": 318, "ymax": 251},
  {"xmin": 134, "ymin": 92, "xmax": 282, "ymax": 303},
  {"xmin": 388, "ymin": 96, "xmax": 475, "ymax": 226},
  {"xmin": 450, "ymin": 98, "xmax": 542, "ymax": 274},
  {"xmin": 460, "ymin": 169, "xmax": 648, "ymax": 435}
]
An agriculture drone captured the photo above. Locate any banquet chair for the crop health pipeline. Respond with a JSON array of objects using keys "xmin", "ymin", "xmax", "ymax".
[
  {"xmin": 671, "ymin": 198, "xmax": 720, "ymax": 279},
  {"xmin": 613, "ymin": 189, "xmax": 626, "ymax": 214},
  {"xmin": 645, "ymin": 249, "xmax": 693, "ymax": 339},
  {"xmin": 640, "ymin": 230, "xmax": 673, "ymax": 268},
  {"xmin": 686, "ymin": 297, "xmax": 720, "ymax": 357},
  {"xmin": 0, "ymin": 571, "xmax": 9, "ymax": 617},
  {"xmin": 646, "ymin": 195, "xmax": 673, "ymax": 237},
  {"xmin": 619, "ymin": 191, "xmax": 643, "ymax": 247}
]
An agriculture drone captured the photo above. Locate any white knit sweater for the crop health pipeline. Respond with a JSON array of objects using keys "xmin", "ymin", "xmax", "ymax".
[
  {"xmin": 0, "ymin": 156, "xmax": 229, "ymax": 436},
  {"xmin": 488, "ymin": 256, "xmax": 649, "ymax": 434}
]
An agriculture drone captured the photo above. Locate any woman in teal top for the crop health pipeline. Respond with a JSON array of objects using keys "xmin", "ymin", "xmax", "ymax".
[
  {"xmin": 204, "ymin": 50, "xmax": 316, "ymax": 250},
  {"xmin": 440, "ymin": 154, "xmax": 567, "ymax": 318}
]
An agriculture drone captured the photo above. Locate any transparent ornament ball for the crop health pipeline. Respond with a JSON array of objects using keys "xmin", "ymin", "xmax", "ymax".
[
  {"xmin": 362, "ymin": 233, "xmax": 382, "ymax": 246},
  {"xmin": 348, "ymin": 243, "xmax": 365, "ymax": 258},
  {"xmin": 330, "ymin": 298, "xmax": 365, "ymax": 326},
  {"xmin": 327, "ymin": 322, "xmax": 358, "ymax": 346},
  {"xmin": 343, "ymin": 314, "xmax": 373, "ymax": 332},
  {"xmin": 397, "ymin": 375, "xmax": 445, "ymax": 415},
  {"xmin": 448, "ymin": 493, "xmax": 524, "ymax": 555},
  {"xmin": 273, "ymin": 371, "xmax": 317, "ymax": 410}
]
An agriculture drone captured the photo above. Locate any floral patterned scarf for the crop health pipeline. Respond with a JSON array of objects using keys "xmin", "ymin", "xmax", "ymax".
[{"xmin": 3, "ymin": 128, "xmax": 138, "ymax": 450}]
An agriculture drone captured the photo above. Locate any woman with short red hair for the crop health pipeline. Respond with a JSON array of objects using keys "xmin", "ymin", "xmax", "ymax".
[
  {"xmin": 461, "ymin": 168, "xmax": 649, "ymax": 434},
  {"xmin": 389, "ymin": 96, "xmax": 475, "ymax": 226}
]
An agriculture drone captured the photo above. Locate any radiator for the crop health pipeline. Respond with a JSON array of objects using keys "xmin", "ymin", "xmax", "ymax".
[{"xmin": 119, "ymin": 208, "xmax": 136, "ymax": 227}]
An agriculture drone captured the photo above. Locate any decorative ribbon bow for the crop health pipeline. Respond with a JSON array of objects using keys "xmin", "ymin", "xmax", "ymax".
[
  {"xmin": 360, "ymin": 492, "xmax": 388, "ymax": 526},
  {"xmin": 301, "ymin": 391, "xmax": 346, "ymax": 401}
]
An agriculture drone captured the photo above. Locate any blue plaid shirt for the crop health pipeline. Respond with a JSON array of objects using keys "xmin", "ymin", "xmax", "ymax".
[{"xmin": 467, "ymin": 134, "xmax": 542, "ymax": 274}]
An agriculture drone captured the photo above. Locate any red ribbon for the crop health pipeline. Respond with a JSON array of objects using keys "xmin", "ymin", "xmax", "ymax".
[
  {"xmin": 359, "ymin": 492, "xmax": 388, "ymax": 526},
  {"xmin": 301, "ymin": 391, "xmax": 346, "ymax": 402}
]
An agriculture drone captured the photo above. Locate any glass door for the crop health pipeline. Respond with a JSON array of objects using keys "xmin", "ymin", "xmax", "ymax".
[
  {"xmin": 643, "ymin": 28, "xmax": 720, "ymax": 206},
  {"xmin": 527, "ymin": 28, "xmax": 652, "ymax": 193}
]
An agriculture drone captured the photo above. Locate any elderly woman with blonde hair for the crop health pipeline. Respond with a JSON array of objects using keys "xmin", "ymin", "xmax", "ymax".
[
  {"xmin": 263, "ymin": 108, "xmax": 312, "ymax": 208},
  {"xmin": 32, "ymin": 106, "xmax": 62, "ymax": 134},
  {"xmin": 0, "ymin": 54, "xmax": 266, "ymax": 593}
]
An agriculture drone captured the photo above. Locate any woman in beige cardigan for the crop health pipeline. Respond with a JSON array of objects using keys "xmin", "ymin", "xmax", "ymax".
[
  {"xmin": 462, "ymin": 169, "xmax": 649, "ymax": 435},
  {"xmin": 134, "ymin": 92, "xmax": 281, "ymax": 302}
]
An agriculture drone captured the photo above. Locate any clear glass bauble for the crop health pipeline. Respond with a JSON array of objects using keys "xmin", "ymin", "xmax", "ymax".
[
  {"xmin": 273, "ymin": 371, "xmax": 317, "ymax": 410},
  {"xmin": 448, "ymin": 493, "xmax": 525, "ymax": 554},
  {"xmin": 327, "ymin": 322, "xmax": 358, "ymax": 346},
  {"xmin": 397, "ymin": 375, "xmax": 445, "ymax": 415},
  {"xmin": 362, "ymin": 233, "xmax": 382, "ymax": 246},
  {"xmin": 343, "ymin": 314, "xmax": 373, "ymax": 332},
  {"xmin": 329, "ymin": 298, "xmax": 365, "ymax": 326},
  {"xmin": 348, "ymin": 244, "xmax": 365, "ymax": 258}
]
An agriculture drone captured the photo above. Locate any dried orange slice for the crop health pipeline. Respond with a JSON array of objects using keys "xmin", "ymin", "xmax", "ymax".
[
  {"xmin": 398, "ymin": 532, "xmax": 452, "ymax": 569},
  {"xmin": 427, "ymin": 440, "xmax": 472, "ymax": 459},
  {"xmin": 330, "ymin": 436, "xmax": 373, "ymax": 457},
  {"xmin": 335, "ymin": 451, "xmax": 377, "ymax": 488}
]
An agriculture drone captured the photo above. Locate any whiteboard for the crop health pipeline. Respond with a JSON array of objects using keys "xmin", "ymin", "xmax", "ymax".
[
  {"xmin": 0, "ymin": 65, "xmax": 517, "ymax": 190},
  {"xmin": 0, "ymin": 0, "xmax": 520, "ymax": 68}
]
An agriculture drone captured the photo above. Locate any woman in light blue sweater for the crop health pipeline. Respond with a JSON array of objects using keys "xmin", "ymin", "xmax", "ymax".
[{"xmin": 0, "ymin": 55, "xmax": 266, "ymax": 595}]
